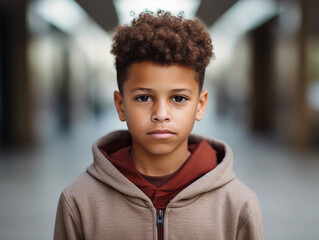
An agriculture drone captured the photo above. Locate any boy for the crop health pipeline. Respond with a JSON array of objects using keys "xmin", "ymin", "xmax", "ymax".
[{"xmin": 54, "ymin": 10, "xmax": 264, "ymax": 240}]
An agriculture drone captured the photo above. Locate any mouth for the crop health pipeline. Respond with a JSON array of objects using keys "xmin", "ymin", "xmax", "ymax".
[{"xmin": 147, "ymin": 129, "xmax": 175, "ymax": 139}]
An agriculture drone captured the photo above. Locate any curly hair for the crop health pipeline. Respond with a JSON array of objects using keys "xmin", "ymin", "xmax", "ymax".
[{"xmin": 111, "ymin": 10, "xmax": 214, "ymax": 93}]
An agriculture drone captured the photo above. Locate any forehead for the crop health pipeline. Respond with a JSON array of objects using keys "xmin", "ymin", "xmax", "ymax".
[{"xmin": 124, "ymin": 62, "xmax": 198, "ymax": 91}]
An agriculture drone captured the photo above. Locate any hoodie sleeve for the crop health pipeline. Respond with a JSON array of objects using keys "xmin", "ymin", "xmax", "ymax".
[
  {"xmin": 236, "ymin": 195, "xmax": 264, "ymax": 240},
  {"xmin": 54, "ymin": 192, "xmax": 84, "ymax": 240}
]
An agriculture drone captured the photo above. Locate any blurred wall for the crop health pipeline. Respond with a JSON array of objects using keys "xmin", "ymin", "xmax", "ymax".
[
  {"xmin": 0, "ymin": 0, "xmax": 116, "ymax": 149},
  {"xmin": 211, "ymin": 0, "xmax": 319, "ymax": 149},
  {"xmin": 0, "ymin": 0, "xmax": 32, "ymax": 148},
  {"xmin": 28, "ymin": 13, "xmax": 90, "ymax": 138}
]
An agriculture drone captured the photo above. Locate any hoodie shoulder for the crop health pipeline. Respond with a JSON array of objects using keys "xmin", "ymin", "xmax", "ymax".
[
  {"xmin": 62, "ymin": 171, "xmax": 102, "ymax": 201},
  {"xmin": 219, "ymin": 178, "xmax": 263, "ymax": 231},
  {"xmin": 226, "ymin": 179, "xmax": 264, "ymax": 239},
  {"xmin": 60, "ymin": 171, "xmax": 117, "ymax": 218},
  {"xmin": 223, "ymin": 178, "xmax": 257, "ymax": 202}
]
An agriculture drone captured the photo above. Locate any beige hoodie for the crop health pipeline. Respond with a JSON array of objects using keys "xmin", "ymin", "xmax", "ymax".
[{"xmin": 54, "ymin": 130, "xmax": 264, "ymax": 240}]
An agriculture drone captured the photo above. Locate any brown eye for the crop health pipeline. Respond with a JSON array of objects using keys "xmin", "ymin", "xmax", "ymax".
[
  {"xmin": 172, "ymin": 96, "xmax": 187, "ymax": 103},
  {"xmin": 136, "ymin": 95, "xmax": 152, "ymax": 102}
]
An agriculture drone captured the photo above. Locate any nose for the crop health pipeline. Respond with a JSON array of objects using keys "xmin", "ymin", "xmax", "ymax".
[{"xmin": 151, "ymin": 101, "xmax": 171, "ymax": 123}]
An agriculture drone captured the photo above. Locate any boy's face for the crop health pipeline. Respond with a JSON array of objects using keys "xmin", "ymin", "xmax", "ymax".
[{"xmin": 114, "ymin": 61, "xmax": 208, "ymax": 157}]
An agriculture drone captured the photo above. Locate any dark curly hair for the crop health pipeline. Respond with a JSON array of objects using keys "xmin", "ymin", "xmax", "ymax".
[{"xmin": 111, "ymin": 10, "xmax": 214, "ymax": 93}]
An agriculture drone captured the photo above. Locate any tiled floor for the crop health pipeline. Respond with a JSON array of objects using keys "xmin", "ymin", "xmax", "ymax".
[{"xmin": 1, "ymin": 101, "xmax": 319, "ymax": 240}]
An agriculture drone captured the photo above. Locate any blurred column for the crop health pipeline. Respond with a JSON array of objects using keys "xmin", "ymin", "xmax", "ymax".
[
  {"xmin": 249, "ymin": 0, "xmax": 316, "ymax": 148},
  {"xmin": 277, "ymin": 0, "xmax": 312, "ymax": 148},
  {"xmin": 59, "ymin": 46, "xmax": 71, "ymax": 131},
  {"xmin": 293, "ymin": 0, "xmax": 311, "ymax": 148},
  {"xmin": 250, "ymin": 18, "xmax": 276, "ymax": 133},
  {"xmin": 0, "ymin": 0, "xmax": 33, "ymax": 148}
]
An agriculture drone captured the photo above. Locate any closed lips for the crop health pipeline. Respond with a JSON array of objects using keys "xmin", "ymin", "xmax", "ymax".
[
  {"xmin": 147, "ymin": 130, "xmax": 175, "ymax": 138},
  {"xmin": 148, "ymin": 130, "xmax": 175, "ymax": 134}
]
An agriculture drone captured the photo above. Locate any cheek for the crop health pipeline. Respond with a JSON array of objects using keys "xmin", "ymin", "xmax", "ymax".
[
  {"xmin": 124, "ymin": 106, "xmax": 148, "ymax": 129},
  {"xmin": 181, "ymin": 101, "xmax": 198, "ymax": 116},
  {"xmin": 175, "ymin": 105, "xmax": 197, "ymax": 126}
]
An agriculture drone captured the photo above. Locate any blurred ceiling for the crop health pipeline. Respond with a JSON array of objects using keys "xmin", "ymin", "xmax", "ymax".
[
  {"xmin": 74, "ymin": 0, "xmax": 238, "ymax": 32},
  {"xmin": 197, "ymin": 0, "xmax": 238, "ymax": 27}
]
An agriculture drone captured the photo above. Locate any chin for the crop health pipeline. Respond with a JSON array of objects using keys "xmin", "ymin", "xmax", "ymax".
[{"xmin": 146, "ymin": 144, "xmax": 176, "ymax": 156}]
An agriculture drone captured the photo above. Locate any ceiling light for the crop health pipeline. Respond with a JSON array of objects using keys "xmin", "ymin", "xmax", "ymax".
[
  {"xmin": 29, "ymin": 0, "xmax": 87, "ymax": 34},
  {"xmin": 209, "ymin": 0, "xmax": 282, "ymax": 67},
  {"xmin": 211, "ymin": 0, "xmax": 281, "ymax": 38}
]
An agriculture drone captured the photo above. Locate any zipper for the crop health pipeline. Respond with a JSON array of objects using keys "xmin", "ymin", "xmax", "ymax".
[
  {"xmin": 156, "ymin": 209, "xmax": 164, "ymax": 240},
  {"xmin": 157, "ymin": 209, "xmax": 164, "ymax": 228}
]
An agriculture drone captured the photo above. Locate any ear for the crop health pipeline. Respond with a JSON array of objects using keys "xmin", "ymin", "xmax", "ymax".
[
  {"xmin": 195, "ymin": 90, "xmax": 208, "ymax": 121},
  {"xmin": 114, "ymin": 91, "xmax": 126, "ymax": 122}
]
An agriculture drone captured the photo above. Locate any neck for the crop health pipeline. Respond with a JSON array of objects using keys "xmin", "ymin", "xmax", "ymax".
[{"xmin": 131, "ymin": 140, "xmax": 190, "ymax": 177}]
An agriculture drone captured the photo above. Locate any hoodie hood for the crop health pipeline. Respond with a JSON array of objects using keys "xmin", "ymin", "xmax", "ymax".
[{"xmin": 87, "ymin": 130, "xmax": 236, "ymax": 208}]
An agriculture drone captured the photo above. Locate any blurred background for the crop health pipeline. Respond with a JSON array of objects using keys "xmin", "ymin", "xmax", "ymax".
[{"xmin": 0, "ymin": 0, "xmax": 318, "ymax": 239}]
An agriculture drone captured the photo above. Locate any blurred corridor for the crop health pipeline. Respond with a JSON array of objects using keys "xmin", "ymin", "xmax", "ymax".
[{"xmin": 1, "ymin": 0, "xmax": 319, "ymax": 239}]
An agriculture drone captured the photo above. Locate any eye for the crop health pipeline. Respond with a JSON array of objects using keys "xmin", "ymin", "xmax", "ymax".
[
  {"xmin": 136, "ymin": 95, "xmax": 152, "ymax": 102},
  {"xmin": 171, "ymin": 96, "xmax": 187, "ymax": 103}
]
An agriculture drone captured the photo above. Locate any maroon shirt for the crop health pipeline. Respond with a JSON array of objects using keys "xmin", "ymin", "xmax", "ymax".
[{"xmin": 100, "ymin": 140, "xmax": 218, "ymax": 209}]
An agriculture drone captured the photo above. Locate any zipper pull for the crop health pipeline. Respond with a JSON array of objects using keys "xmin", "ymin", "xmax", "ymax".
[{"xmin": 157, "ymin": 210, "xmax": 164, "ymax": 228}]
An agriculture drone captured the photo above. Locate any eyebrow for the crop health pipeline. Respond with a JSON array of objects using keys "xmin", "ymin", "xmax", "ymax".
[
  {"xmin": 131, "ymin": 88, "xmax": 193, "ymax": 94},
  {"xmin": 170, "ymin": 88, "xmax": 193, "ymax": 94},
  {"xmin": 131, "ymin": 88, "xmax": 153, "ymax": 93}
]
